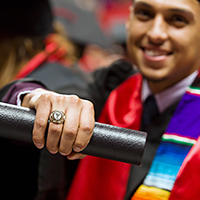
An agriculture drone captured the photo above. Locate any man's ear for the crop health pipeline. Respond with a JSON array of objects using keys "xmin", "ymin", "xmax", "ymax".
[
  {"xmin": 126, "ymin": 6, "xmax": 133, "ymax": 31},
  {"xmin": 126, "ymin": 18, "xmax": 130, "ymax": 31}
]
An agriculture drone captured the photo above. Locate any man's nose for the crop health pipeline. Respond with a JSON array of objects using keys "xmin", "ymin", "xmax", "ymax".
[{"xmin": 147, "ymin": 15, "xmax": 168, "ymax": 45}]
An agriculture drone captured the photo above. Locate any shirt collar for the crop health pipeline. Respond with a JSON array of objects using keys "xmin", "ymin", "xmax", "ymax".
[{"xmin": 142, "ymin": 70, "xmax": 198, "ymax": 113}]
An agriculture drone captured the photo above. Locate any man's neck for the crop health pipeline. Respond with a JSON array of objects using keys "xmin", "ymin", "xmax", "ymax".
[
  {"xmin": 142, "ymin": 70, "xmax": 198, "ymax": 113},
  {"xmin": 148, "ymin": 71, "xmax": 199, "ymax": 94}
]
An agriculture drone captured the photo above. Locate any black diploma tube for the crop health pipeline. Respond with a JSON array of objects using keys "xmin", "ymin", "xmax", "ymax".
[{"xmin": 0, "ymin": 102, "xmax": 147, "ymax": 165}]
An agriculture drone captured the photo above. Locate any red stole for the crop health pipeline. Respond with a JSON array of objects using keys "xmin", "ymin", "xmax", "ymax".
[
  {"xmin": 14, "ymin": 34, "xmax": 68, "ymax": 79},
  {"xmin": 66, "ymin": 73, "xmax": 143, "ymax": 200}
]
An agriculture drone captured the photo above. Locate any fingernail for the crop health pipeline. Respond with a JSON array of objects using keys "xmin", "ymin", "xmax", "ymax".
[
  {"xmin": 60, "ymin": 152, "xmax": 68, "ymax": 156},
  {"xmin": 35, "ymin": 143, "xmax": 43, "ymax": 149},
  {"xmin": 68, "ymin": 154, "xmax": 80, "ymax": 160},
  {"xmin": 68, "ymin": 154, "xmax": 87, "ymax": 160},
  {"xmin": 73, "ymin": 147, "xmax": 82, "ymax": 152},
  {"xmin": 49, "ymin": 150, "xmax": 57, "ymax": 155}
]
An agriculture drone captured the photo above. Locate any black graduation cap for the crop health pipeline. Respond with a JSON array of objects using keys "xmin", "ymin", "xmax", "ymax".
[
  {"xmin": 50, "ymin": 0, "xmax": 112, "ymax": 48},
  {"xmin": 0, "ymin": 0, "xmax": 53, "ymax": 37}
]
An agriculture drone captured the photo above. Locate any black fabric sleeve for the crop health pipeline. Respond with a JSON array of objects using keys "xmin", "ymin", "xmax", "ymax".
[{"xmin": 89, "ymin": 59, "xmax": 136, "ymax": 119}]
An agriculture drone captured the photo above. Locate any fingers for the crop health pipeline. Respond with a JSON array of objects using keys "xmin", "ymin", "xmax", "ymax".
[
  {"xmin": 32, "ymin": 93, "xmax": 52, "ymax": 149},
  {"xmin": 73, "ymin": 100, "xmax": 95, "ymax": 152},
  {"xmin": 25, "ymin": 89, "xmax": 95, "ymax": 159},
  {"xmin": 58, "ymin": 96, "xmax": 81, "ymax": 156},
  {"xmin": 46, "ymin": 95, "xmax": 66, "ymax": 154},
  {"xmin": 59, "ymin": 99, "xmax": 95, "ymax": 156}
]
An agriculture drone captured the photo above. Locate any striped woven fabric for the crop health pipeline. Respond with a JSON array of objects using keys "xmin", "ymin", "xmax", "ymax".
[{"xmin": 131, "ymin": 86, "xmax": 200, "ymax": 200}]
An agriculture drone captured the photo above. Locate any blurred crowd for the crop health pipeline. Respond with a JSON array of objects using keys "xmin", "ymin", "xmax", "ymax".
[
  {"xmin": 0, "ymin": 0, "xmax": 131, "ymax": 89},
  {"xmin": 50, "ymin": 0, "xmax": 131, "ymax": 71},
  {"xmin": 0, "ymin": 0, "xmax": 133, "ymax": 198}
]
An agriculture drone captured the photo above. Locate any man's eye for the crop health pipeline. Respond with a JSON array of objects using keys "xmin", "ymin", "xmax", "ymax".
[
  {"xmin": 135, "ymin": 9, "xmax": 152, "ymax": 21},
  {"xmin": 170, "ymin": 15, "xmax": 188, "ymax": 27}
]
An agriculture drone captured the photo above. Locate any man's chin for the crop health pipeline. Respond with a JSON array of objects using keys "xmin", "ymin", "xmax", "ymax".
[{"xmin": 142, "ymin": 74, "xmax": 167, "ymax": 83}]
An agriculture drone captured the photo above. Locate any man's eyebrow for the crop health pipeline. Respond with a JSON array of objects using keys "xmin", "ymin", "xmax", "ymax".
[
  {"xmin": 133, "ymin": 2, "xmax": 194, "ymax": 19},
  {"xmin": 133, "ymin": 2, "xmax": 152, "ymax": 8},
  {"xmin": 168, "ymin": 8, "xmax": 194, "ymax": 19}
]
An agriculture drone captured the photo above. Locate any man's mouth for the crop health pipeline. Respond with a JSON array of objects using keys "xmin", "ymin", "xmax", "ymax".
[{"xmin": 142, "ymin": 48, "xmax": 172, "ymax": 57}]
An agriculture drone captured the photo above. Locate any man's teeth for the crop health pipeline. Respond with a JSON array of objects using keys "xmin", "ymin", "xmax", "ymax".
[{"xmin": 145, "ymin": 49, "xmax": 167, "ymax": 57}]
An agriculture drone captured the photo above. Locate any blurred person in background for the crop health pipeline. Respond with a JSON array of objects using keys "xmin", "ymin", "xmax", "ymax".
[
  {"xmin": 0, "ymin": 1, "xmax": 134, "ymax": 199},
  {"xmin": 0, "ymin": 0, "xmax": 81, "ymax": 89},
  {"xmin": 51, "ymin": 0, "xmax": 124, "ymax": 72}
]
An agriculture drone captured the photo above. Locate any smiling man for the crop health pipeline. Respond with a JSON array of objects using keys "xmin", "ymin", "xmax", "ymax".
[
  {"xmin": 127, "ymin": 0, "xmax": 200, "ymax": 92},
  {"xmin": 64, "ymin": 0, "xmax": 200, "ymax": 199},
  {"xmin": 2, "ymin": 0, "xmax": 200, "ymax": 200}
]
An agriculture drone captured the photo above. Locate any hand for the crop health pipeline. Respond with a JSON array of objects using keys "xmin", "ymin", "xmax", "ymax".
[{"xmin": 22, "ymin": 88, "xmax": 95, "ymax": 160}]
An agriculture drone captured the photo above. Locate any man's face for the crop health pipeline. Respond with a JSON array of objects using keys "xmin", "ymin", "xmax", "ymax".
[{"xmin": 126, "ymin": 0, "xmax": 200, "ymax": 91}]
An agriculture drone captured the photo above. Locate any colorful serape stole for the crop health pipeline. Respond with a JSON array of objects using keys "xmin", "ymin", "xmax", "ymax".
[{"xmin": 131, "ymin": 86, "xmax": 200, "ymax": 200}]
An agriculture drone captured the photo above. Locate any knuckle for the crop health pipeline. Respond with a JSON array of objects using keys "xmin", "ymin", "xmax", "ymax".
[
  {"xmin": 80, "ymin": 124, "xmax": 93, "ymax": 135},
  {"xmin": 34, "ymin": 88, "xmax": 44, "ymax": 93},
  {"xmin": 84, "ymin": 100, "xmax": 94, "ymax": 109},
  {"xmin": 33, "ymin": 135, "xmax": 43, "ymax": 144},
  {"xmin": 42, "ymin": 92, "xmax": 54, "ymax": 100},
  {"xmin": 69, "ymin": 95, "xmax": 80, "ymax": 105},
  {"xmin": 39, "ymin": 93, "xmax": 51, "ymax": 102},
  {"xmin": 35, "ymin": 117, "xmax": 46, "ymax": 130},
  {"xmin": 64, "ymin": 128, "xmax": 77, "ymax": 140},
  {"xmin": 74, "ymin": 141, "xmax": 85, "ymax": 150},
  {"xmin": 56, "ymin": 95, "xmax": 65, "ymax": 104},
  {"xmin": 50, "ymin": 125, "xmax": 62, "ymax": 136}
]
